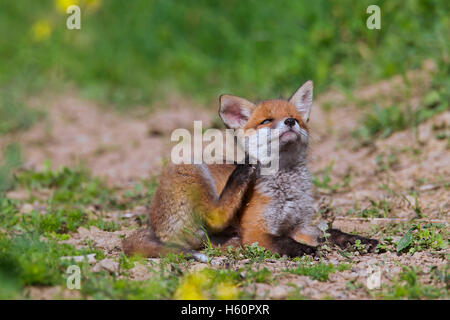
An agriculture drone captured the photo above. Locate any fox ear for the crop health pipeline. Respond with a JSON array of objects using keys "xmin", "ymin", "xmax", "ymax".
[
  {"xmin": 289, "ymin": 80, "xmax": 313, "ymax": 122},
  {"xmin": 219, "ymin": 94, "xmax": 256, "ymax": 129}
]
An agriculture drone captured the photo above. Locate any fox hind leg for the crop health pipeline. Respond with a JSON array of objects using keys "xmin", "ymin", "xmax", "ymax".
[
  {"xmin": 123, "ymin": 163, "xmax": 257, "ymax": 261},
  {"xmin": 241, "ymin": 229, "xmax": 317, "ymax": 257},
  {"xmin": 269, "ymin": 235, "xmax": 317, "ymax": 257},
  {"xmin": 293, "ymin": 225, "xmax": 379, "ymax": 253},
  {"xmin": 319, "ymin": 228, "xmax": 379, "ymax": 253},
  {"xmin": 122, "ymin": 228, "xmax": 209, "ymax": 262}
]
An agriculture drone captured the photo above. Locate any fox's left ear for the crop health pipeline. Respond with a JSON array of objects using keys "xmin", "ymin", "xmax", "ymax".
[
  {"xmin": 219, "ymin": 94, "xmax": 256, "ymax": 129},
  {"xmin": 289, "ymin": 80, "xmax": 313, "ymax": 122}
]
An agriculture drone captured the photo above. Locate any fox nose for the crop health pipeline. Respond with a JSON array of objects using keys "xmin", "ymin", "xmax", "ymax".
[{"xmin": 284, "ymin": 118, "xmax": 296, "ymax": 127}]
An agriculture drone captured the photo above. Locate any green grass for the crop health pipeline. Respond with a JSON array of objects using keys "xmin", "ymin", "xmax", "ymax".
[
  {"xmin": 373, "ymin": 222, "xmax": 449, "ymax": 254},
  {"xmin": 0, "ymin": 165, "xmax": 163, "ymax": 299},
  {"xmin": 375, "ymin": 152, "xmax": 399, "ymax": 172},
  {"xmin": 204, "ymin": 241, "xmax": 281, "ymax": 262},
  {"xmin": 0, "ymin": 93, "xmax": 42, "ymax": 135},
  {"xmin": 1, "ymin": 165, "xmax": 159, "ymax": 237},
  {"xmin": 354, "ymin": 105, "xmax": 409, "ymax": 141},
  {"xmin": 396, "ymin": 223, "xmax": 448, "ymax": 254},
  {"xmin": 346, "ymin": 199, "xmax": 393, "ymax": 218},
  {"xmin": 0, "ymin": 231, "xmax": 179, "ymax": 299},
  {"xmin": 28, "ymin": 207, "xmax": 87, "ymax": 234},
  {"xmin": 15, "ymin": 164, "xmax": 115, "ymax": 206},
  {"xmin": 377, "ymin": 266, "xmax": 448, "ymax": 299},
  {"xmin": 0, "ymin": 233, "xmax": 103, "ymax": 287},
  {"xmin": 353, "ymin": 63, "xmax": 450, "ymax": 144},
  {"xmin": 312, "ymin": 162, "xmax": 346, "ymax": 193},
  {"xmin": 285, "ymin": 262, "xmax": 351, "ymax": 282},
  {"xmin": 82, "ymin": 276, "xmax": 177, "ymax": 300},
  {"xmin": 0, "ymin": 144, "xmax": 22, "ymax": 193},
  {"xmin": 242, "ymin": 267, "xmax": 274, "ymax": 284}
]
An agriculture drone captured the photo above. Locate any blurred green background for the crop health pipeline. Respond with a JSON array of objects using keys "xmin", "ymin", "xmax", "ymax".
[
  {"xmin": 0, "ymin": 0, "xmax": 449, "ymax": 181},
  {"xmin": 0, "ymin": 0, "xmax": 448, "ymax": 107}
]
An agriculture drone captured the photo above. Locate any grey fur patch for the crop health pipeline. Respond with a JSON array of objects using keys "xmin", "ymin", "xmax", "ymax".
[{"xmin": 256, "ymin": 144, "xmax": 317, "ymax": 237}]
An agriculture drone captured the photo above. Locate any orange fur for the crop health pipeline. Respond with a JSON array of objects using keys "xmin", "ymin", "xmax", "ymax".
[
  {"xmin": 239, "ymin": 191, "xmax": 273, "ymax": 249},
  {"xmin": 244, "ymin": 100, "xmax": 308, "ymax": 131},
  {"xmin": 292, "ymin": 232, "xmax": 319, "ymax": 246}
]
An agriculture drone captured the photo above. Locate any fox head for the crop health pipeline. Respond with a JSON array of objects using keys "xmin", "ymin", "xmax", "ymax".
[{"xmin": 218, "ymin": 81, "xmax": 313, "ymax": 168}]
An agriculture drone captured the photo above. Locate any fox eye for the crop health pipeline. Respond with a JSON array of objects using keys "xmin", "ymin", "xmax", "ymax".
[{"xmin": 260, "ymin": 119, "xmax": 273, "ymax": 125}]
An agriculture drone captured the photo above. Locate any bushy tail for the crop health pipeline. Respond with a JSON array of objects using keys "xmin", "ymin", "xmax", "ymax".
[{"xmin": 122, "ymin": 227, "xmax": 208, "ymax": 262}]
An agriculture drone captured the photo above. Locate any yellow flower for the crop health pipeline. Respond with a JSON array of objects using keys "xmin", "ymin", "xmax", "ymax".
[
  {"xmin": 174, "ymin": 270, "xmax": 212, "ymax": 300},
  {"xmin": 31, "ymin": 20, "xmax": 52, "ymax": 41},
  {"xmin": 216, "ymin": 282, "xmax": 239, "ymax": 300},
  {"xmin": 55, "ymin": 0, "xmax": 80, "ymax": 13},
  {"xmin": 174, "ymin": 282, "xmax": 206, "ymax": 300},
  {"xmin": 190, "ymin": 270, "xmax": 212, "ymax": 287},
  {"xmin": 173, "ymin": 269, "xmax": 240, "ymax": 300}
]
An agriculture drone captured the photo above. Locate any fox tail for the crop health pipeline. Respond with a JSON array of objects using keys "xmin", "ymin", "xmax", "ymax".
[{"xmin": 122, "ymin": 227, "xmax": 209, "ymax": 262}]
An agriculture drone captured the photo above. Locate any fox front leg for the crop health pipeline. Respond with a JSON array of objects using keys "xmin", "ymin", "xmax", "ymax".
[{"xmin": 203, "ymin": 163, "xmax": 258, "ymax": 233}]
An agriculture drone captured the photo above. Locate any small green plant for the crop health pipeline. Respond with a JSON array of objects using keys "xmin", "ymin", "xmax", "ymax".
[
  {"xmin": 81, "ymin": 272, "xmax": 177, "ymax": 300},
  {"xmin": 396, "ymin": 223, "xmax": 448, "ymax": 254},
  {"xmin": 375, "ymin": 153, "xmax": 399, "ymax": 172},
  {"xmin": 364, "ymin": 199, "xmax": 392, "ymax": 218},
  {"xmin": 225, "ymin": 242, "xmax": 280, "ymax": 262},
  {"xmin": 410, "ymin": 191, "xmax": 424, "ymax": 219},
  {"xmin": 0, "ymin": 144, "xmax": 21, "ymax": 193},
  {"xmin": 242, "ymin": 267, "xmax": 274, "ymax": 284},
  {"xmin": 352, "ymin": 239, "xmax": 367, "ymax": 253},
  {"xmin": 346, "ymin": 198, "xmax": 392, "ymax": 218},
  {"xmin": 118, "ymin": 252, "xmax": 147, "ymax": 275},
  {"xmin": 286, "ymin": 262, "xmax": 350, "ymax": 282},
  {"xmin": 15, "ymin": 165, "xmax": 115, "ymax": 206},
  {"xmin": 0, "ymin": 93, "xmax": 41, "ymax": 135},
  {"xmin": 354, "ymin": 98, "xmax": 449, "ymax": 145},
  {"xmin": 88, "ymin": 218, "xmax": 120, "ymax": 232},
  {"xmin": 354, "ymin": 105, "xmax": 408, "ymax": 142},
  {"xmin": 375, "ymin": 235, "xmax": 395, "ymax": 253},
  {"xmin": 0, "ymin": 199, "xmax": 88, "ymax": 236},
  {"xmin": 345, "ymin": 279, "xmax": 363, "ymax": 291},
  {"xmin": 286, "ymin": 286, "xmax": 308, "ymax": 300},
  {"xmin": 119, "ymin": 179, "xmax": 159, "ymax": 209},
  {"xmin": 379, "ymin": 266, "xmax": 446, "ymax": 299},
  {"xmin": 0, "ymin": 233, "xmax": 99, "ymax": 286},
  {"xmin": 312, "ymin": 162, "xmax": 341, "ymax": 193},
  {"xmin": 159, "ymin": 253, "xmax": 191, "ymax": 265},
  {"xmin": 429, "ymin": 265, "xmax": 449, "ymax": 290},
  {"xmin": 32, "ymin": 207, "xmax": 87, "ymax": 234}
]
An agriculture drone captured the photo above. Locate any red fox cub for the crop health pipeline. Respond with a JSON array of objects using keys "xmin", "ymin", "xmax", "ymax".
[{"xmin": 123, "ymin": 81, "xmax": 378, "ymax": 260}]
